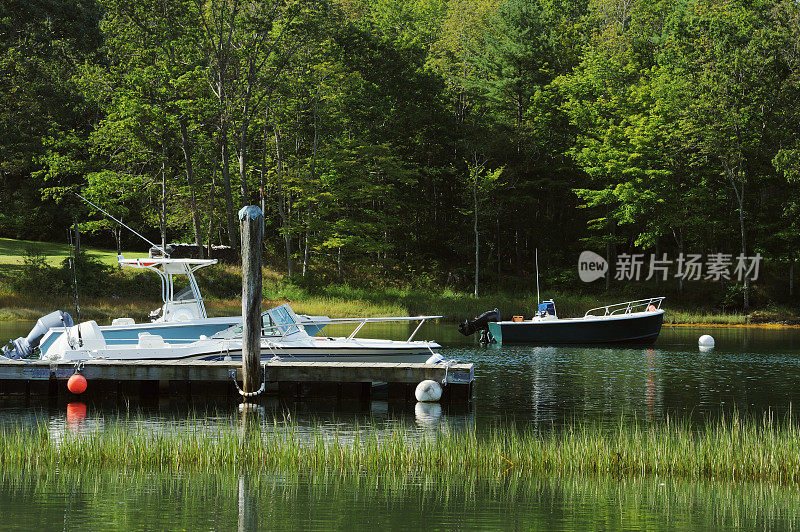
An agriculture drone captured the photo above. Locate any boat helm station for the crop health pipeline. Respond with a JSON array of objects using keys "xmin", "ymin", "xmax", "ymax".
[{"xmin": 117, "ymin": 255, "xmax": 216, "ymax": 323}]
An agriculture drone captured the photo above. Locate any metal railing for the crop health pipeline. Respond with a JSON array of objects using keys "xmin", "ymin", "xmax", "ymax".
[
  {"xmin": 584, "ymin": 297, "xmax": 665, "ymax": 317},
  {"xmin": 214, "ymin": 315, "xmax": 442, "ymax": 343},
  {"xmin": 286, "ymin": 316, "xmax": 442, "ymax": 342}
]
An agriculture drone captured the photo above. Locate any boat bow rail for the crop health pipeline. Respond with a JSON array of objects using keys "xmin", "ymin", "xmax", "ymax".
[
  {"xmin": 584, "ymin": 297, "xmax": 665, "ymax": 317},
  {"xmin": 306, "ymin": 315, "xmax": 443, "ymax": 342},
  {"xmin": 213, "ymin": 306, "xmax": 442, "ymax": 344}
]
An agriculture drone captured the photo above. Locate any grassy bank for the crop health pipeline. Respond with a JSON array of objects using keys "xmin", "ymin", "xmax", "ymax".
[
  {"xmin": 1, "ymin": 237, "xmax": 798, "ymax": 325},
  {"xmin": 4, "ymin": 415, "xmax": 800, "ymax": 482},
  {"xmin": 2, "ymin": 275, "xmax": 798, "ymax": 326}
]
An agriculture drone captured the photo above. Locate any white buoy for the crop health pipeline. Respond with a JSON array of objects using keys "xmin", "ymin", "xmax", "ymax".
[
  {"xmin": 415, "ymin": 380, "xmax": 443, "ymax": 402},
  {"xmin": 698, "ymin": 334, "xmax": 715, "ymax": 348}
]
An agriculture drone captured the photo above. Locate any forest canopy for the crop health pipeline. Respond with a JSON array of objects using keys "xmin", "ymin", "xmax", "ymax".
[{"xmin": 1, "ymin": 0, "xmax": 799, "ymax": 308}]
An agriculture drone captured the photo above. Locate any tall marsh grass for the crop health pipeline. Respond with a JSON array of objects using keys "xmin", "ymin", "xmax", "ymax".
[{"xmin": 4, "ymin": 414, "xmax": 800, "ymax": 482}]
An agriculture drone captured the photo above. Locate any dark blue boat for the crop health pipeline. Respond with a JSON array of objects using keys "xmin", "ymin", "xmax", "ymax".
[{"xmin": 487, "ymin": 297, "xmax": 665, "ymax": 345}]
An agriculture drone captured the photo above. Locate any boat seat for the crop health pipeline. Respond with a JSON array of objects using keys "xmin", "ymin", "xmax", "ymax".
[
  {"xmin": 112, "ymin": 317, "xmax": 136, "ymax": 326},
  {"xmin": 137, "ymin": 332, "xmax": 166, "ymax": 349},
  {"xmin": 77, "ymin": 321, "xmax": 106, "ymax": 351}
]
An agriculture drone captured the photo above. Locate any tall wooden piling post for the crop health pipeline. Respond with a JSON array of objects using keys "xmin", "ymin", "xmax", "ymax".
[{"xmin": 239, "ymin": 206, "xmax": 263, "ymax": 399}]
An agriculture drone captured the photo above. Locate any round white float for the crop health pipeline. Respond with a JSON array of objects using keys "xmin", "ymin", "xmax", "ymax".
[
  {"xmin": 698, "ymin": 334, "xmax": 715, "ymax": 348},
  {"xmin": 415, "ymin": 379, "xmax": 443, "ymax": 402}
]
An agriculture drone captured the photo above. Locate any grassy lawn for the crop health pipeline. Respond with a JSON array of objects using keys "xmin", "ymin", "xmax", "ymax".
[{"xmin": 0, "ymin": 237, "xmax": 148, "ymax": 267}]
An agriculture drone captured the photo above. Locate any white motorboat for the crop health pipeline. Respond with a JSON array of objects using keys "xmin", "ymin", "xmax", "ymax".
[
  {"xmin": 36, "ymin": 304, "xmax": 444, "ymax": 364},
  {"xmin": 16, "ymin": 255, "xmax": 327, "ymax": 359}
]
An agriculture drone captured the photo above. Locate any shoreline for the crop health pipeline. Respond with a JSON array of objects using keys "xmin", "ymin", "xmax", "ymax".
[
  {"xmin": 668, "ymin": 322, "xmax": 800, "ymax": 329},
  {"xmin": 2, "ymin": 301, "xmax": 800, "ymax": 329}
]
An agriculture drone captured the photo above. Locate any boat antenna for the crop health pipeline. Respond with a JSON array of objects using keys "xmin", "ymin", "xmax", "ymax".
[
  {"xmin": 535, "ymin": 248, "xmax": 540, "ymax": 306},
  {"xmin": 73, "ymin": 192, "xmax": 169, "ymax": 257}
]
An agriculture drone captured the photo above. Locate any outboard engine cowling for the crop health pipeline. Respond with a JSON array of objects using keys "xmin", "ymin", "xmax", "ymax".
[
  {"xmin": 458, "ymin": 308, "xmax": 499, "ymax": 336},
  {"xmin": 1, "ymin": 310, "xmax": 73, "ymax": 359}
]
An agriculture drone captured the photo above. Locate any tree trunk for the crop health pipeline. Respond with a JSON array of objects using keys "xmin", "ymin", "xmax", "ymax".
[
  {"xmin": 302, "ymin": 98, "xmax": 319, "ymax": 278},
  {"xmin": 726, "ymin": 161, "xmax": 749, "ymax": 312},
  {"xmin": 473, "ymin": 174, "xmax": 479, "ymax": 298},
  {"xmin": 654, "ymin": 240, "xmax": 660, "ymax": 289},
  {"xmin": 337, "ymin": 246, "xmax": 343, "ymax": 283},
  {"xmin": 114, "ymin": 227, "xmax": 122, "ymax": 267},
  {"xmin": 791, "ymin": 260, "xmax": 794, "ymax": 297},
  {"xmin": 236, "ymin": 112, "xmax": 251, "ymax": 203},
  {"xmin": 220, "ymin": 120, "xmax": 239, "ymax": 249},
  {"xmin": 179, "ymin": 116, "xmax": 205, "ymax": 258},
  {"xmin": 496, "ymin": 214, "xmax": 501, "ymax": 289},
  {"xmin": 160, "ymin": 136, "xmax": 168, "ymax": 254},
  {"xmin": 207, "ymin": 169, "xmax": 217, "ymax": 259},
  {"xmin": 274, "ymin": 125, "xmax": 293, "ymax": 276},
  {"xmin": 739, "ymin": 199, "xmax": 749, "ymax": 312},
  {"xmin": 675, "ymin": 228, "xmax": 684, "ymax": 292},
  {"xmin": 302, "ymin": 226, "xmax": 310, "ymax": 276}
]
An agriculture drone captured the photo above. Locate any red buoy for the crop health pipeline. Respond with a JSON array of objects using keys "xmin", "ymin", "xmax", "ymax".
[
  {"xmin": 647, "ymin": 304, "xmax": 657, "ymax": 312},
  {"xmin": 67, "ymin": 374, "xmax": 87, "ymax": 394}
]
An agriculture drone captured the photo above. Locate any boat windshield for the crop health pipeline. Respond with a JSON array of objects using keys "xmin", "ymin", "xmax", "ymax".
[
  {"xmin": 173, "ymin": 286, "xmax": 196, "ymax": 302},
  {"xmin": 263, "ymin": 305, "xmax": 302, "ymax": 337},
  {"xmin": 211, "ymin": 304, "xmax": 306, "ymax": 340}
]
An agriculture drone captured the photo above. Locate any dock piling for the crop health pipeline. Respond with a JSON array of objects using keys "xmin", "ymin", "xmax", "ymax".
[{"xmin": 239, "ymin": 206, "xmax": 264, "ymax": 398}]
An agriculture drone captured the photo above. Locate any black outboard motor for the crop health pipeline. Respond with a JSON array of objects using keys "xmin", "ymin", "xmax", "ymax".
[
  {"xmin": 1, "ymin": 310, "xmax": 73, "ymax": 359},
  {"xmin": 458, "ymin": 308, "xmax": 499, "ymax": 336}
]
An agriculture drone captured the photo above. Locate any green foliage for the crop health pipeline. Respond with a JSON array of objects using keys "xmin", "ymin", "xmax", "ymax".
[
  {"xmin": 11, "ymin": 249, "xmax": 62, "ymax": 295},
  {"xmin": 2, "ymin": 0, "xmax": 800, "ymax": 303},
  {"xmin": 60, "ymin": 251, "xmax": 113, "ymax": 297},
  {"xmin": 11, "ymin": 248, "xmax": 115, "ymax": 298}
]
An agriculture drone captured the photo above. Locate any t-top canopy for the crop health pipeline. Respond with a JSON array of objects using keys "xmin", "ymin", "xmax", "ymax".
[{"xmin": 118, "ymin": 255, "xmax": 218, "ymax": 274}]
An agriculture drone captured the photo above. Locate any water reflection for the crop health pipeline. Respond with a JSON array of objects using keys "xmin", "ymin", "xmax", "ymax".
[
  {"xmin": 414, "ymin": 402, "xmax": 442, "ymax": 428},
  {"xmin": 1, "ymin": 468, "xmax": 799, "ymax": 531}
]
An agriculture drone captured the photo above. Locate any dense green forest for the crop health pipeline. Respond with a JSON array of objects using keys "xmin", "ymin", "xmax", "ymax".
[{"xmin": 1, "ymin": 0, "xmax": 799, "ymax": 310}]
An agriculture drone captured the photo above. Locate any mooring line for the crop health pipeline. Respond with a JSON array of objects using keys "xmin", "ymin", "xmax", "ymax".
[{"xmin": 230, "ymin": 362, "xmax": 267, "ymax": 398}]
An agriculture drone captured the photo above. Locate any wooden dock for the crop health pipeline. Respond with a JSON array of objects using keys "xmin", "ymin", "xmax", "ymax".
[{"xmin": 0, "ymin": 359, "xmax": 475, "ymax": 403}]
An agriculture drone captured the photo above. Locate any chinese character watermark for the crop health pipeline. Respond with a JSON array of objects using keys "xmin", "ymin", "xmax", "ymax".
[{"xmin": 578, "ymin": 251, "xmax": 762, "ymax": 282}]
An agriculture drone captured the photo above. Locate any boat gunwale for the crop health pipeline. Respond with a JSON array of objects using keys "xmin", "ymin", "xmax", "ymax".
[{"xmin": 494, "ymin": 309, "xmax": 665, "ymax": 326}]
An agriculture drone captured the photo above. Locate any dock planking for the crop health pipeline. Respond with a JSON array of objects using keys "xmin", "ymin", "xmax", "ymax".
[{"xmin": 0, "ymin": 359, "xmax": 474, "ymax": 402}]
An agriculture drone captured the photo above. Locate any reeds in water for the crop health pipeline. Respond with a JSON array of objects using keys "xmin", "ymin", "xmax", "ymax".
[{"xmin": 3, "ymin": 412, "xmax": 800, "ymax": 483}]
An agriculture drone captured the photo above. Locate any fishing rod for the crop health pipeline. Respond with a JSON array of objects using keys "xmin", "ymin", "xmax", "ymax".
[
  {"xmin": 73, "ymin": 192, "xmax": 169, "ymax": 257},
  {"xmin": 535, "ymin": 248, "xmax": 540, "ymax": 306},
  {"xmin": 68, "ymin": 222, "xmax": 81, "ymax": 322}
]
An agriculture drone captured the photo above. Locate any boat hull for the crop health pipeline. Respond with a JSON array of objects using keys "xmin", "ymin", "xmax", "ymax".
[
  {"xmin": 38, "ymin": 316, "xmax": 328, "ymax": 355},
  {"xmin": 487, "ymin": 311, "xmax": 663, "ymax": 345},
  {"xmin": 52, "ymin": 337, "xmax": 442, "ymax": 364}
]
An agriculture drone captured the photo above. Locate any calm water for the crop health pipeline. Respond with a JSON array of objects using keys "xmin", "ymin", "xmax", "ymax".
[
  {"xmin": 4, "ymin": 319, "xmax": 800, "ymax": 430},
  {"xmin": 3, "ymin": 318, "xmax": 800, "ymax": 530}
]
